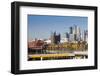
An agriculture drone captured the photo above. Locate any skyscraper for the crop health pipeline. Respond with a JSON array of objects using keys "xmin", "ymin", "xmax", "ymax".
[
  {"xmin": 69, "ymin": 34, "xmax": 75, "ymax": 42},
  {"xmin": 84, "ymin": 30, "xmax": 88, "ymax": 42},
  {"xmin": 66, "ymin": 32, "xmax": 69, "ymax": 38},
  {"xmin": 68, "ymin": 25, "xmax": 81, "ymax": 42},
  {"xmin": 51, "ymin": 32, "xmax": 61, "ymax": 44}
]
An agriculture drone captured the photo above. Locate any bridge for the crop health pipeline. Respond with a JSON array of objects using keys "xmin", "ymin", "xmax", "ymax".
[{"xmin": 28, "ymin": 53, "xmax": 75, "ymax": 60}]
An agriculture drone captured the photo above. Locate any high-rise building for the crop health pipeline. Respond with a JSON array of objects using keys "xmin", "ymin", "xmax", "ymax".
[
  {"xmin": 51, "ymin": 32, "xmax": 61, "ymax": 44},
  {"xmin": 69, "ymin": 27, "xmax": 73, "ymax": 34},
  {"xmin": 74, "ymin": 25, "xmax": 81, "ymax": 41},
  {"xmin": 66, "ymin": 32, "xmax": 69, "ymax": 41},
  {"xmin": 74, "ymin": 25, "xmax": 80, "ymax": 34},
  {"xmin": 69, "ymin": 34, "xmax": 75, "ymax": 42},
  {"xmin": 69, "ymin": 25, "xmax": 81, "ymax": 42},
  {"xmin": 84, "ymin": 30, "xmax": 88, "ymax": 42}
]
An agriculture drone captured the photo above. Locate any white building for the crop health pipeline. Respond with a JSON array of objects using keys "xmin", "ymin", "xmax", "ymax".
[
  {"xmin": 44, "ymin": 39, "xmax": 51, "ymax": 44},
  {"xmin": 60, "ymin": 38, "xmax": 68, "ymax": 43}
]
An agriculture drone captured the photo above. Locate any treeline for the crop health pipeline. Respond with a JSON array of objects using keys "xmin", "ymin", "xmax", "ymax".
[{"xmin": 45, "ymin": 41, "xmax": 88, "ymax": 51}]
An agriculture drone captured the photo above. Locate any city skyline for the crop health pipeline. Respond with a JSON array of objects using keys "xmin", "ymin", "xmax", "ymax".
[{"xmin": 28, "ymin": 15, "xmax": 88, "ymax": 41}]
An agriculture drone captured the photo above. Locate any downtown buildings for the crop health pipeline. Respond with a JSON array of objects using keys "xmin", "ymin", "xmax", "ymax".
[
  {"xmin": 50, "ymin": 25, "xmax": 88, "ymax": 44},
  {"xmin": 28, "ymin": 25, "xmax": 88, "ymax": 45},
  {"xmin": 66, "ymin": 25, "xmax": 87, "ymax": 43}
]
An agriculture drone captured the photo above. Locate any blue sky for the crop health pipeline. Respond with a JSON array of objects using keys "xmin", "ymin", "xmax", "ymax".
[{"xmin": 28, "ymin": 15, "xmax": 88, "ymax": 41}]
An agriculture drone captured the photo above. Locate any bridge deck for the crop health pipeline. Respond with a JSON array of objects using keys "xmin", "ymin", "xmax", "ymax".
[{"xmin": 28, "ymin": 53, "xmax": 75, "ymax": 58}]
